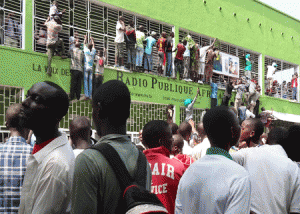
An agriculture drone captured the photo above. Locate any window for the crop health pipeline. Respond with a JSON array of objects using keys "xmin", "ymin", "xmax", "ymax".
[
  {"xmin": 264, "ymin": 56, "xmax": 298, "ymax": 101},
  {"xmin": 33, "ymin": 0, "xmax": 173, "ymax": 73},
  {"xmin": 179, "ymin": 29, "xmax": 260, "ymax": 88},
  {"xmin": 0, "ymin": 0, "xmax": 23, "ymax": 48}
]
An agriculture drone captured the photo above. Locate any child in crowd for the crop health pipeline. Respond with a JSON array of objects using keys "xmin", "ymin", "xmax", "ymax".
[
  {"xmin": 184, "ymin": 88, "xmax": 200, "ymax": 122},
  {"xmin": 49, "ymin": 1, "xmax": 66, "ymax": 20}
]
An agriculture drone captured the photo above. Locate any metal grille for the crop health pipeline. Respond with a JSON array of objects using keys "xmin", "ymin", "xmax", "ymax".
[
  {"xmin": 0, "ymin": 0, "xmax": 23, "ymax": 48},
  {"xmin": 264, "ymin": 57, "xmax": 298, "ymax": 101},
  {"xmin": 127, "ymin": 101, "xmax": 169, "ymax": 132},
  {"xmin": 0, "ymin": 85, "xmax": 23, "ymax": 129},
  {"xmin": 33, "ymin": 0, "xmax": 174, "ymax": 70},
  {"xmin": 179, "ymin": 29, "xmax": 260, "ymax": 88},
  {"xmin": 180, "ymin": 107, "xmax": 205, "ymax": 125}
]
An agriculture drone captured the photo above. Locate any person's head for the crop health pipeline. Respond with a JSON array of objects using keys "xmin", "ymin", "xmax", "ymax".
[
  {"xmin": 171, "ymin": 134, "xmax": 184, "ymax": 156},
  {"xmin": 92, "ymin": 80, "xmax": 131, "ymax": 137},
  {"xmin": 261, "ymin": 107, "xmax": 265, "ymax": 112},
  {"xmin": 230, "ymin": 102, "xmax": 234, "ymax": 107},
  {"xmin": 169, "ymin": 123, "xmax": 179, "ymax": 135},
  {"xmin": 142, "ymin": 120, "xmax": 173, "ymax": 152},
  {"xmin": 230, "ymin": 106, "xmax": 238, "ymax": 118},
  {"xmin": 52, "ymin": 1, "xmax": 58, "ymax": 6},
  {"xmin": 75, "ymin": 41, "xmax": 81, "ymax": 48},
  {"xmin": 161, "ymin": 32, "xmax": 167, "ymax": 38},
  {"xmin": 195, "ymin": 43, "xmax": 199, "ymax": 49},
  {"xmin": 119, "ymin": 16, "xmax": 125, "ymax": 22},
  {"xmin": 53, "ymin": 15, "xmax": 61, "ymax": 25},
  {"xmin": 151, "ymin": 31, "xmax": 157, "ymax": 39},
  {"xmin": 240, "ymin": 118, "xmax": 264, "ymax": 145},
  {"xmin": 6, "ymin": 103, "xmax": 30, "ymax": 138},
  {"xmin": 98, "ymin": 49, "xmax": 103, "ymax": 57},
  {"xmin": 21, "ymin": 81, "xmax": 69, "ymax": 131},
  {"xmin": 240, "ymin": 102, "xmax": 245, "ymax": 107},
  {"xmin": 167, "ymin": 104, "xmax": 174, "ymax": 110},
  {"xmin": 202, "ymin": 42, "xmax": 207, "ymax": 47},
  {"xmin": 196, "ymin": 122, "xmax": 206, "ymax": 139},
  {"xmin": 256, "ymin": 85, "xmax": 261, "ymax": 92},
  {"xmin": 69, "ymin": 116, "xmax": 91, "ymax": 148},
  {"xmin": 178, "ymin": 121, "xmax": 192, "ymax": 141},
  {"xmin": 170, "ymin": 32, "xmax": 174, "ymax": 38},
  {"xmin": 246, "ymin": 105, "xmax": 251, "ymax": 110},
  {"xmin": 183, "ymin": 40, "xmax": 187, "ymax": 46},
  {"xmin": 139, "ymin": 25, "xmax": 144, "ymax": 32},
  {"xmin": 272, "ymin": 62, "xmax": 278, "ymax": 68},
  {"xmin": 284, "ymin": 125, "xmax": 300, "ymax": 161},
  {"xmin": 266, "ymin": 127, "xmax": 288, "ymax": 145},
  {"xmin": 129, "ymin": 20, "xmax": 134, "ymax": 28},
  {"xmin": 88, "ymin": 42, "xmax": 93, "ymax": 51},
  {"xmin": 203, "ymin": 106, "xmax": 240, "ymax": 150}
]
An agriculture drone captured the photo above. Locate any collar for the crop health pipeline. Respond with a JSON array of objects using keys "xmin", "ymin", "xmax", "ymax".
[
  {"xmin": 206, "ymin": 147, "xmax": 233, "ymax": 160},
  {"xmin": 32, "ymin": 138, "xmax": 55, "ymax": 154},
  {"xmin": 6, "ymin": 136, "xmax": 27, "ymax": 144},
  {"xmin": 143, "ymin": 146, "xmax": 170, "ymax": 157},
  {"xmin": 98, "ymin": 134, "xmax": 131, "ymax": 144},
  {"xmin": 33, "ymin": 133, "xmax": 69, "ymax": 164}
]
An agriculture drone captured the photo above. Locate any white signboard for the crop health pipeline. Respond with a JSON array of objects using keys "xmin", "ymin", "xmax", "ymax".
[{"xmin": 213, "ymin": 52, "xmax": 240, "ymax": 78}]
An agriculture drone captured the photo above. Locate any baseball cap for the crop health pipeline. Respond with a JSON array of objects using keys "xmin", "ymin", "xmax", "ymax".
[{"xmin": 184, "ymin": 99, "xmax": 192, "ymax": 107}]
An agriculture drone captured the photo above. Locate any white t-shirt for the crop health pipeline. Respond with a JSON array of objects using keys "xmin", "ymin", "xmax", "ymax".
[
  {"xmin": 175, "ymin": 155, "xmax": 251, "ymax": 214},
  {"xmin": 199, "ymin": 46, "xmax": 210, "ymax": 62},
  {"xmin": 69, "ymin": 36, "xmax": 75, "ymax": 51},
  {"xmin": 245, "ymin": 109, "xmax": 255, "ymax": 119},
  {"xmin": 49, "ymin": 5, "xmax": 58, "ymax": 17},
  {"xmin": 232, "ymin": 144, "xmax": 300, "ymax": 214},
  {"xmin": 182, "ymin": 140, "xmax": 193, "ymax": 156},
  {"xmin": 114, "ymin": 21, "xmax": 124, "ymax": 43},
  {"xmin": 73, "ymin": 149, "xmax": 85, "ymax": 158},
  {"xmin": 267, "ymin": 65, "xmax": 276, "ymax": 79},
  {"xmin": 191, "ymin": 138, "xmax": 210, "ymax": 160}
]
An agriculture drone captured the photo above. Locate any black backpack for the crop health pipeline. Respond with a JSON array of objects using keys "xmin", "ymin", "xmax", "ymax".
[{"xmin": 90, "ymin": 143, "xmax": 168, "ymax": 214}]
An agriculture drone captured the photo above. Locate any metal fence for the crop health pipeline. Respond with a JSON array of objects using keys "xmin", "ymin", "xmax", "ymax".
[{"xmin": 0, "ymin": 0, "xmax": 23, "ymax": 48}]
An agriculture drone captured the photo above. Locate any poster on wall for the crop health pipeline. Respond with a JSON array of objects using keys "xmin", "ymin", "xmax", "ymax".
[{"xmin": 213, "ymin": 52, "xmax": 239, "ymax": 78}]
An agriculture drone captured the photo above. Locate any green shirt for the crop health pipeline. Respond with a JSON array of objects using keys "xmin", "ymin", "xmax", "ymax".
[
  {"xmin": 71, "ymin": 134, "xmax": 152, "ymax": 214},
  {"xmin": 136, "ymin": 30, "xmax": 145, "ymax": 48},
  {"xmin": 206, "ymin": 147, "xmax": 233, "ymax": 160}
]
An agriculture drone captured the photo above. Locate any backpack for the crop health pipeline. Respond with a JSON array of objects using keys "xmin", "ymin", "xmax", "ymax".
[{"xmin": 90, "ymin": 143, "xmax": 168, "ymax": 214}]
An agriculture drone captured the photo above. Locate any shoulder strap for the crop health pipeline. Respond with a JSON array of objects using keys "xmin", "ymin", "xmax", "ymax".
[{"xmin": 90, "ymin": 143, "xmax": 147, "ymax": 191}]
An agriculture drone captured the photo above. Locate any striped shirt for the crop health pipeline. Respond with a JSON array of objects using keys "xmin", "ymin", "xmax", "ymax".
[{"xmin": 0, "ymin": 136, "xmax": 33, "ymax": 213}]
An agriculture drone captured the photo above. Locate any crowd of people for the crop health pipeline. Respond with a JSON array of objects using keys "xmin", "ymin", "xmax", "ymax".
[
  {"xmin": 0, "ymin": 12, "xmax": 22, "ymax": 48},
  {"xmin": 0, "ymin": 78, "xmax": 300, "ymax": 214}
]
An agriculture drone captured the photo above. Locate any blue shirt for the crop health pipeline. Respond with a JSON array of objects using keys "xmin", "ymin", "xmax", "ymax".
[
  {"xmin": 145, "ymin": 36, "xmax": 156, "ymax": 55},
  {"xmin": 0, "ymin": 136, "xmax": 33, "ymax": 213},
  {"xmin": 183, "ymin": 42, "xmax": 190, "ymax": 57},
  {"xmin": 210, "ymin": 82, "xmax": 218, "ymax": 99},
  {"xmin": 238, "ymin": 106, "xmax": 247, "ymax": 121},
  {"xmin": 84, "ymin": 46, "xmax": 96, "ymax": 70}
]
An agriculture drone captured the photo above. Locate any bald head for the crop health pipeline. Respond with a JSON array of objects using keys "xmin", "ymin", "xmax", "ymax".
[
  {"xmin": 178, "ymin": 121, "xmax": 192, "ymax": 141},
  {"xmin": 171, "ymin": 134, "xmax": 184, "ymax": 156},
  {"xmin": 70, "ymin": 116, "xmax": 91, "ymax": 145}
]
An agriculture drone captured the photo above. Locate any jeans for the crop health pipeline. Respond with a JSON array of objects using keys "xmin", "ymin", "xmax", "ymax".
[
  {"xmin": 70, "ymin": 70, "xmax": 83, "ymax": 100},
  {"xmin": 127, "ymin": 45, "xmax": 135, "ymax": 65},
  {"xmin": 84, "ymin": 67, "xmax": 93, "ymax": 98},
  {"xmin": 293, "ymin": 87, "xmax": 297, "ymax": 100},
  {"xmin": 175, "ymin": 58, "xmax": 184, "ymax": 79},
  {"xmin": 144, "ymin": 54, "xmax": 152, "ymax": 71},
  {"xmin": 166, "ymin": 52, "xmax": 172, "ymax": 77},
  {"xmin": 136, "ymin": 47, "xmax": 144, "ymax": 67}
]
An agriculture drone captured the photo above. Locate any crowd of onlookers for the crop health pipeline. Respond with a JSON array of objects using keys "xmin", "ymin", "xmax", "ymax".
[
  {"xmin": 0, "ymin": 78, "xmax": 300, "ymax": 213},
  {"xmin": 0, "ymin": 12, "xmax": 22, "ymax": 48}
]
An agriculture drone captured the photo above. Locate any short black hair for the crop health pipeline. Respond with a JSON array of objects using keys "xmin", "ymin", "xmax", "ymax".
[
  {"xmin": 261, "ymin": 107, "xmax": 265, "ymax": 111},
  {"xmin": 266, "ymin": 127, "xmax": 288, "ymax": 145},
  {"xmin": 43, "ymin": 81, "xmax": 69, "ymax": 121},
  {"xmin": 93, "ymin": 80, "xmax": 131, "ymax": 126},
  {"xmin": 70, "ymin": 116, "xmax": 91, "ymax": 144},
  {"xmin": 178, "ymin": 121, "xmax": 192, "ymax": 139},
  {"xmin": 172, "ymin": 134, "xmax": 184, "ymax": 150},
  {"xmin": 203, "ymin": 106, "xmax": 239, "ymax": 148},
  {"xmin": 169, "ymin": 122, "xmax": 179, "ymax": 135},
  {"xmin": 284, "ymin": 125, "xmax": 300, "ymax": 161},
  {"xmin": 142, "ymin": 120, "xmax": 171, "ymax": 149},
  {"xmin": 246, "ymin": 118, "xmax": 264, "ymax": 140},
  {"xmin": 183, "ymin": 40, "xmax": 187, "ymax": 45}
]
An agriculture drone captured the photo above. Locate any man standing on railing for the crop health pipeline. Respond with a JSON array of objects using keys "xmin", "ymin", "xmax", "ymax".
[
  {"xmin": 166, "ymin": 32, "xmax": 174, "ymax": 77},
  {"xmin": 83, "ymin": 35, "xmax": 96, "ymax": 100},
  {"xmin": 4, "ymin": 13, "xmax": 18, "ymax": 48},
  {"xmin": 135, "ymin": 25, "xmax": 145, "ymax": 72},
  {"xmin": 114, "ymin": 16, "xmax": 126, "ymax": 69},
  {"xmin": 157, "ymin": 32, "xmax": 167, "ymax": 76},
  {"xmin": 45, "ymin": 15, "xmax": 67, "ymax": 76}
]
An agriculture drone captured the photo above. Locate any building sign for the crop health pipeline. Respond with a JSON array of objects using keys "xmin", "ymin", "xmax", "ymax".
[
  {"xmin": 213, "ymin": 52, "xmax": 240, "ymax": 78},
  {"xmin": 104, "ymin": 69, "xmax": 213, "ymax": 108}
]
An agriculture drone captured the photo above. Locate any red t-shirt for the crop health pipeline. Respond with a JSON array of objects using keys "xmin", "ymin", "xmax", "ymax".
[
  {"xmin": 143, "ymin": 146, "xmax": 185, "ymax": 214},
  {"xmin": 32, "ymin": 138, "xmax": 55, "ymax": 154},
  {"xmin": 157, "ymin": 37, "xmax": 167, "ymax": 53},
  {"xmin": 175, "ymin": 43, "xmax": 186, "ymax": 60},
  {"xmin": 173, "ymin": 154, "xmax": 195, "ymax": 172}
]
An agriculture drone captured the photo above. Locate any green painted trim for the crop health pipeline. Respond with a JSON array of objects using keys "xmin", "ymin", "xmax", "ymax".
[
  {"xmin": 24, "ymin": 0, "xmax": 33, "ymax": 51},
  {"xmin": 206, "ymin": 147, "xmax": 233, "ymax": 160}
]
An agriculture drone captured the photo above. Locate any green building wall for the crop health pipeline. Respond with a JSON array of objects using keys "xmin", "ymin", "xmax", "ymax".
[{"xmin": 1, "ymin": 0, "xmax": 300, "ymax": 128}]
